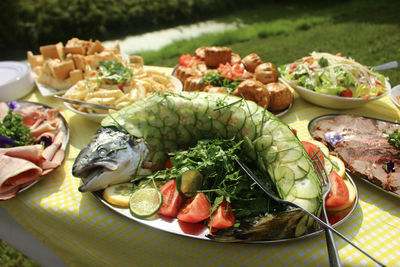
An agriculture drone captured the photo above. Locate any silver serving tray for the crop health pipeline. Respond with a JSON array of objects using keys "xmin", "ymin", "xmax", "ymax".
[
  {"xmin": 308, "ymin": 114, "xmax": 400, "ymax": 199},
  {"xmin": 14, "ymin": 101, "xmax": 70, "ymax": 194},
  {"xmin": 92, "ymin": 173, "xmax": 358, "ymax": 243}
]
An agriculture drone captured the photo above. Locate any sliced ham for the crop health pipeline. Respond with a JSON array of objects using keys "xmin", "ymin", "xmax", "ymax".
[
  {"xmin": 0, "ymin": 144, "xmax": 43, "ymax": 163},
  {"xmin": 0, "ymin": 154, "xmax": 42, "ymax": 200}
]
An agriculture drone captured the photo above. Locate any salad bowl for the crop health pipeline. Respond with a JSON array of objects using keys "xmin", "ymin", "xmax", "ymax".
[
  {"xmin": 390, "ymin": 84, "xmax": 400, "ymax": 110},
  {"xmin": 281, "ymin": 77, "xmax": 390, "ymax": 109},
  {"xmin": 279, "ymin": 52, "xmax": 391, "ymax": 109}
]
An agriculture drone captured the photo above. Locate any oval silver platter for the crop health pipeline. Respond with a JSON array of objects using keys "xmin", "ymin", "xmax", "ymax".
[
  {"xmin": 308, "ymin": 113, "xmax": 400, "ymax": 200},
  {"xmin": 14, "ymin": 101, "xmax": 70, "ymax": 194},
  {"xmin": 92, "ymin": 173, "xmax": 358, "ymax": 243}
]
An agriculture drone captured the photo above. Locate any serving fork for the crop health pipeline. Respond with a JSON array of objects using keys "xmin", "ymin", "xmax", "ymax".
[{"xmin": 235, "ymin": 158, "xmax": 385, "ymax": 267}]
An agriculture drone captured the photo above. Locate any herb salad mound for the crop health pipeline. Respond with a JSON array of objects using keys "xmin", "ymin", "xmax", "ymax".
[{"xmin": 139, "ymin": 138, "xmax": 286, "ymax": 227}]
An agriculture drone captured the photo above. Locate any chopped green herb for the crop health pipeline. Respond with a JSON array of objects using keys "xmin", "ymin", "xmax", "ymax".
[
  {"xmin": 387, "ymin": 129, "xmax": 400, "ymax": 149},
  {"xmin": 200, "ymin": 72, "xmax": 242, "ymax": 93},
  {"xmin": 98, "ymin": 61, "xmax": 133, "ymax": 84},
  {"xmin": 0, "ymin": 109, "xmax": 35, "ymax": 147}
]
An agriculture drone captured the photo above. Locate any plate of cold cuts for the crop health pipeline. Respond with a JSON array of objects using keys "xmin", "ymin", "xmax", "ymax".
[
  {"xmin": 308, "ymin": 114, "xmax": 400, "ymax": 199},
  {"xmin": 0, "ymin": 101, "xmax": 69, "ymax": 200}
]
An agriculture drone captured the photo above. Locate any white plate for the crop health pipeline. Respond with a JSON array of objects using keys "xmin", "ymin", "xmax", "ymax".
[
  {"xmin": 281, "ymin": 77, "xmax": 390, "ymax": 109},
  {"xmin": 33, "ymin": 74, "xmax": 67, "ymax": 97},
  {"xmin": 0, "ymin": 62, "xmax": 34, "ymax": 101}
]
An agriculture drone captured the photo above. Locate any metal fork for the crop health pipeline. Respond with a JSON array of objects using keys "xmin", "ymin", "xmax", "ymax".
[
  {"xmin": 313, "ymin": 153, "xmax": 341, "ymax": 266},
  {"xmin": 235, "ymin": 159, "xmax": 385, "ymax": 267}
]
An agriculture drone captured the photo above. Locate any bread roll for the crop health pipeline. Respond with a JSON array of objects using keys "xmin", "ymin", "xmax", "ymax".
[
  {"xmin": 255, "ymin": 62, "xmax": 278, "ymax": 84},
  {"xmin": 266, "ymin": 82, "xmax": 293, "ymax": 111},
  {"xmin": 233, "ymin": 79, "xmax": 270, "ymax": 107},
  {"xmin": 242, "ymin": 53, "xmax": 263, "ymax": 73},
  {"xmin": 204, "ymin": 47, "xmax": 232, "ymax": 67}
]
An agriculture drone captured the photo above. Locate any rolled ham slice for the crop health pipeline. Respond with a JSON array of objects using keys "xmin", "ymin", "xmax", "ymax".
[{"xmin": 0, "ymin": 154, "xmax": 42, "ymax": 200}]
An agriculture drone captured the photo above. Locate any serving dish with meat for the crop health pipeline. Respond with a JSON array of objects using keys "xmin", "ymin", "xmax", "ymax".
[
  {"xmin": 173, "ymin": 47, "xmax": 293, "ymax": 116},
  {"xmin": 0, "ymin": 101, "xmax": 69, "ymax": 200},
  {"xmin": 309, "ymin": 114, "xmax": 400, "ymax": 197}
]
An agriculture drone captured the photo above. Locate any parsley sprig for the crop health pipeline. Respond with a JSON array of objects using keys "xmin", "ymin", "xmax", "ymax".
[
  {"xmin": 98, "ymin": 61, "xmax": 133, "ymax": 84},
  {"xmin": 200, "ymin": 72, "xmax": 242, "ymax": 93},
  {"xmin": 0, "ymin": 109, "xmax": 35, "ymax": 147},
  {"xmin": 387, "ymin": 129, "xmax": 400, "ymax": 149}
]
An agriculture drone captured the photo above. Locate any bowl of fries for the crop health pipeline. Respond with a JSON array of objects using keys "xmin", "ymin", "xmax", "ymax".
[{"xmin": 61, "ymin": 61, "xmax": 182, "ymax": 122}]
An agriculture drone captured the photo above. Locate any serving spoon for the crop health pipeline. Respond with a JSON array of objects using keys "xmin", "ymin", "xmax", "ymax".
[
  {"xmin": 53, "ymin": 95, "xmax": 120, "ymax": 110},
  {"xmin": 375, "ymin": 61, "xmax": 398, "ymax": 70},
  {"xmin": 235, "ymin": 159, "xmax": 385, "ymax": 267}
]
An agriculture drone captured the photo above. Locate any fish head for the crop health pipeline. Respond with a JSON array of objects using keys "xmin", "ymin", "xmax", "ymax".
[{"xmin": 72, "ymin": 127, "xmax": 150, "ymax": 192}]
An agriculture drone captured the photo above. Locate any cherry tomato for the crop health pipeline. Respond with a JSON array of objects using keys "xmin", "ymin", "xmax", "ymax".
[
  {"xmin": 158, "ymin": 179, "xmax": 184, "ymax": 217},
  {"xmin": 164, "ymin": 158, "xmax": 173, "ymax": 169},
  {"xmin": 325, "ymin": 171, "xmax": 349, "ymax": 208},
  {"xmin": 178, "ymin": 54, "xmax": 201, "ymax": 67},
  {"xmin": 301, "ymin": 141, "xmax": 325, "ymax": 176},
  {"xmin": 339, "ymin": 89, "xmax": 353, "ymax": 97},
  {"xmin": 178, "ymin": 54, "xmax": 192, "ymax": 67},
  {"xmin": 336, "ymin": 52, "xmax": 342, "ymax": 57},
  {"xmin": 177, "ymin": 192, "xmax": 211, "ymax": 223},
  {"xmin": 208, "ymin": 199, "xmax": 236, "ymax": 229}
]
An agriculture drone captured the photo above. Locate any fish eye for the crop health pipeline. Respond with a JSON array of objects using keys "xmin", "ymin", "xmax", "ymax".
[{"xmin": 97, "ymin": 147, "xmax": 108, "ymax": 157}]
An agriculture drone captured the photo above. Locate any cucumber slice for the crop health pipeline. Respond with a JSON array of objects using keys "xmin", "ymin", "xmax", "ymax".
[
  {"xmin": 241, "ymin": 121, "xmax": 257, "ymax": 141},
  {"xmin": 277, "ymin": 147, "xmax": 303, "ymax": 163},
  {"xmin": 176, "ymin": 169, "xmax": 203, "ymax": 197},
  {"xmin": 160, "ymin": 109, "xmax": 179, "ymax": 127},
  {"xmin": 293, "ymin": 177, "xmax": 321, "ymax": 199},
  {"xmin": 292, "ymin": 198, "xmax": 319, "ymax": 214},
  {"xmin": 176, "ymin": 125, "xmax": 192, "ymax": 146},
  {"xmin": 254, "ymin": 135, "xmax": 273, "ymax": 151},
  {"xmin": 294, "ymin": 215, "xmax": 308, "ymax": 237},
  {"xmin": 178, "ymin": 108, "xmax": 196, "ymax": 126},
  {"xmin": 275, "ymin": 166, "xmax": 295, "ymax": 196},
  {"xmin": 211, "ymin": 120, "xmax": 228, "ymax": 138},
  {"xmin": 228, "ymin": 107, "xmax": 246, "ymax": 131},
  {"xmin": 271, "ymin": 124, "xmax": 294, "ymax": 140},
  {"xmin": 129, "ymin": 188, "xmax": 163, "ymax": 219}
]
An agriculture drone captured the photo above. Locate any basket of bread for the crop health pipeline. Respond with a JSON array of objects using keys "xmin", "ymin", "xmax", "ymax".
[{"xmin": 173, "ymin": 46, "xmax": 293, "ymax": 114}]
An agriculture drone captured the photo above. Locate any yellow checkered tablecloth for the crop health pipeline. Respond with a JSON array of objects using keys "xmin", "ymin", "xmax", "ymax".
[{"xmin": 1, "ymin": 67, "xmax": 400, "ymax": 266}]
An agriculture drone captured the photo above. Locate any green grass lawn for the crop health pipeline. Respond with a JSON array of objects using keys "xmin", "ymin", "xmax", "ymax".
[
  {"xmin": 139, "ymin": 0, "xmax": 400, "ymax": 85},
  {"xmin": 2, "ymin": 0, "xmax": 399, "ymax": 266}
]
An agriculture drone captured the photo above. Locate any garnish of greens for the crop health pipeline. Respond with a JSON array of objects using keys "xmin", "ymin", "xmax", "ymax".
[
  {"xmin": 98, "ymin": 61, "xmax": 133, "ymax": 84},
  {"xmin": 0, "ymin": 109, "xmax": 35, "ymax": 148},
  {"xmin": 134, "ymin": 138, "xmax": 286, "ymax": 226},
  {"xmin": 387, "ymin": 129, "xmax": 400, "ymax": 149},
  {"xmin": 200, "ymin": 72, "xmax": 242, "ymax": 94}
]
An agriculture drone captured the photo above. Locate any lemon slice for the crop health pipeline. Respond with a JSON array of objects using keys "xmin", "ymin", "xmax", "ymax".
[
  {"xmin": 329, "ymin": 155, "xmax": 346, "ymax": 178},
  {"xmin": 129, "ymin": 188, "xmax": 163, "ymax": 219},
  {"xmin": 103, "ymin": 183, "xmax": 133, "ymax": 208}
]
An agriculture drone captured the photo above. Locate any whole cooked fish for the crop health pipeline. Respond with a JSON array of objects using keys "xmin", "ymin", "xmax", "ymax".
[
  {"xmin": 73, "ymin": 127, "xmax": 150, "ymax": 192},
  {"xmin": 73, "ymin": 92, "xmax": 322, "ymax": 239}
]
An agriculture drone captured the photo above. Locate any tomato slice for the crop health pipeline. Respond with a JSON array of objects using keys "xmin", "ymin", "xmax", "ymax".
[
  {"xmin": 178, "ymin": 54, "xmax": 192, "ymax": 67},
  {"xmin": 339, "ymin": 89, "xmax": 353, "ymax": 97},
  {"xmin": 177, "ymin": 192, "xmax": 211, "ymax": 223},
  {"xmin": 325, "ymin": 171, "xmax": 349, "ymax": 208},
  {"xmin": 208, "ymin": 199, "xmax": 236, "ymax": 229},
  {"xmin": 164, "ymin": 158, "xmax": 173, "ymax": 169},
  {"xmin": 301, "ymin": 141, "xmax": 325, "ymax": 175},
  {"xmin": 158, "ymin": 179, "xmax": 184, "ymax": 217}
]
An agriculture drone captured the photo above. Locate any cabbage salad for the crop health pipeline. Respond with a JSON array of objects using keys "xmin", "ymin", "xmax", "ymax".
[{"xmin": 278, "ymin": 52, "xmax": 389, "ymax": 98}]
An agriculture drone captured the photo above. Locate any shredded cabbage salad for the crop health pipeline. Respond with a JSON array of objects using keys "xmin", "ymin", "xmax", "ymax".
[{"xmin": 278, "ymin": 52, "xmax": 389, "ymax": 98}]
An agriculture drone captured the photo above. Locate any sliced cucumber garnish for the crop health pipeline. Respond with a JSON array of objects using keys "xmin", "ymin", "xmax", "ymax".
[{"xmin": 176, "ymin": 169, "xmax": 203, "ymax": 197}]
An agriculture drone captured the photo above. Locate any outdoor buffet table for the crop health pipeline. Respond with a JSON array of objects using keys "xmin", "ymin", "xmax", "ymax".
[{"xmin": 1, "ymin": 66, "xmax": 400, "ymax": 266}]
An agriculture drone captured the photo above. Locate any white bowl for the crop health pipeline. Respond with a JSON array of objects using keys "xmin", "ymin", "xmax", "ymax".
[
  {"xmin": 0, "ymin": 61, "xmax": 34, "ymax": 101},
  {"xmin": 281, "ymin": 77, "xmax": 390, "ymax": 109},
  {"xmin": 63, "ymin": 75, "xmax": 183, "ymax": 123},
  {"xmin": 390, "ymin": 84, "xmax": 400, "ymax": 110}
]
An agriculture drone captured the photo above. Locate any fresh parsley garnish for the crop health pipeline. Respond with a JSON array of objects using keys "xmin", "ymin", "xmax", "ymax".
[
  {"xmin": 98, "ymin": 61, "xmax": 133, "ymax": 84},
  {"xmin": 387, "ymin": 129, "xmax": 400, "ymax": 149},
  {"xmin": 200, "ymin": 72, "xmax": 242, "ymax": 93},
  {"xmin": 0, "ymin": 109, "xmax": 35, "ymax": 147}
]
